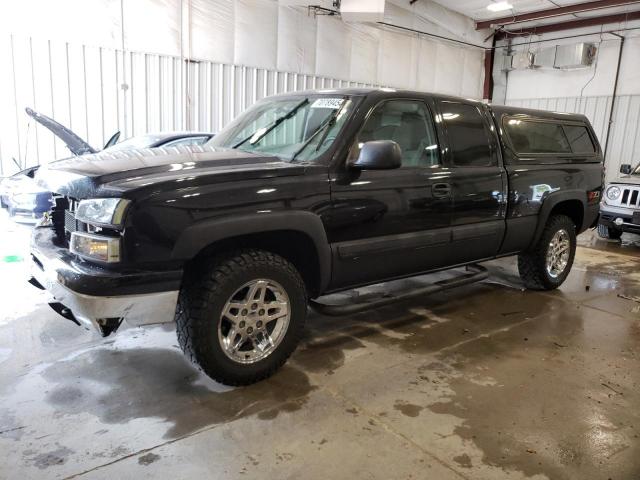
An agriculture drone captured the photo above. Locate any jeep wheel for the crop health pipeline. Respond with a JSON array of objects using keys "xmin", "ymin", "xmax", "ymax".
[
  {"xmin": 176, "ymin": 249, "xmax": 307, "ymax": 386},
  {"xmin": 597, "ymin": 223, "xmax": 622, "ymax": 240},
  {"xmin": 518, "ymin": 214, "xmax": 576, "ymax": 290}
]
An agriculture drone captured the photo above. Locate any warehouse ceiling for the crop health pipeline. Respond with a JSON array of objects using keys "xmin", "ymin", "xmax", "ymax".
[{"xmin": 431, "ymin": 0, "xmax": 640, "ymax": 30}]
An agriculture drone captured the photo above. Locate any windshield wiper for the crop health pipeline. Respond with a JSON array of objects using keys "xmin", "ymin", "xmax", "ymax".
[
  {"xmin": 233, "ymin": 98, "xmax": 309, "ymax": 149},
  {"xmin": 290, "ymin": 101, "xmax": 345, "ymax": 162}
]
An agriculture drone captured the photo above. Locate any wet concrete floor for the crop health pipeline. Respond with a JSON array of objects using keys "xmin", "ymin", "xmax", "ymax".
[{"xmin": 1, "ymin": 210, "xmax": 639, "ymax": 479}]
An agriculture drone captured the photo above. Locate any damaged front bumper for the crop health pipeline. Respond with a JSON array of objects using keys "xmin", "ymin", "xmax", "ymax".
[{"xmin": 29, "ymin": 227, "xmax": 182, "ymax": 336}]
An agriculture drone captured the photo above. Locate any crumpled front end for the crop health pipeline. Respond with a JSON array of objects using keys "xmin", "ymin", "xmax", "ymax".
[{"xmin": 29, "ymin": 226, "xmax": 181, "ymax": 336}]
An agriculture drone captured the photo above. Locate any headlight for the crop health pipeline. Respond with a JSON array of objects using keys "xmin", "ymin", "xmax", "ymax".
[
  {"xmin": 76, "ymin": 198, "xmax": 130, "ymax": 226},
  {"xmin": 606, "ymin": 186, "xmax": 621, "ymax": 201},
  {"xmin": 70, "ymin": 232, "xmax": 121, "ymax": 263}
]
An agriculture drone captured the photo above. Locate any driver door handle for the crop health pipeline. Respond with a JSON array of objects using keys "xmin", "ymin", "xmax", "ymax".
[{"xmin": 432, "ymin": 183, "xmax": 451, "ymax": 198}]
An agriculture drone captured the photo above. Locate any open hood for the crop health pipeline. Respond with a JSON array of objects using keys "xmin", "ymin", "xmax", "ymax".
[{"xmin": 25, "ymin": 107, "xmax": 97, "ymax": 156}]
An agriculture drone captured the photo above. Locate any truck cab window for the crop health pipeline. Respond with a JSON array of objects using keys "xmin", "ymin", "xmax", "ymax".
[
  {"xmin": 439, "ymin": 102, "xmax": 493, "ymax": 167},
  {"xmin": 350, "ymin": 100, "xmax": 439, "ymax": 167}
]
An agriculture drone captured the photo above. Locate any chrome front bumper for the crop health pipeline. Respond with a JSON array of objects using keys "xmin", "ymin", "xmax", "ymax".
[{"xmin": 30, "ymin": 232, "xmax": 179, "ymax": 333}]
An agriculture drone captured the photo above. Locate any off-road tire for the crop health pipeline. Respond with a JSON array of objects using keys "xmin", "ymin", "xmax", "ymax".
[
  {"xmin": 176, "ymin": 249, "xmax": 307, "ymax": 386},
  {"xmin": 597, "ymin": 223, "xmax": 622, "ymax": 240},
  {"xmin": 518, "ymin": 214, "xmax": 576, "ymax": 290}
]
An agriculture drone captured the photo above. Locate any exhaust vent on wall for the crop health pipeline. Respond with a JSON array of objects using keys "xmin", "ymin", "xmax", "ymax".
[
  {"xmin": 511, "ymin": 51, "xmax": 534, "ymax": 70},
  {"xmin": 553, "ymin": 43, "xmax": 597, "ymax": 69},
  {"xmin": 339, "ymin": 0, "xmax": 385, "ymax": 21},
  {"xmin": 532, "ymin": 46, "xmax": 556, "ymax": 68},
  {"xmin": 506, "ymin": 42, "xmax": 597, "ymax": 71}
]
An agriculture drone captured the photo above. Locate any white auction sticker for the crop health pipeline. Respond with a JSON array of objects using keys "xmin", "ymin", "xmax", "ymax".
[{"xmin": 311, "ymin": 98, "xmax": 344, "ymax": 109}]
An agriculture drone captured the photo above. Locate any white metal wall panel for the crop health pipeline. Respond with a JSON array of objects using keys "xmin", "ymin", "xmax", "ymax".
[
  {"xmin": 378, "ymin": 29, "xmax": 415, "ymax": 89},
  {"xmin": 315, "ymin": 16, "xmax": 352, "ymax": 80},
  {"xmin": 0, "ymin": 34, "xmax": 384, "ymax": 175},
  {"xmin": 190, "ymin": 0, "xmax": 235, "ymax": 64},
  {"xmin": 235, "ymin": 0, "xmax": 278, "ymax": 70},
  {"xmin": 277, "ymin": 5, "xmax": 317, "ymax": 74},
  {"xmin": 348, "ymin": 24, "xmax": 380, "ymax": 84}
]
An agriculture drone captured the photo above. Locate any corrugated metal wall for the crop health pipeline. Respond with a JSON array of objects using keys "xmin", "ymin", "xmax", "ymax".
[
  {"xmin": 507, "ymin": 95, "xmax": 640, "ymax": 182},
  {"xmin": 0, "ymin": 34, "xmax": 380, "ymax": 176}
]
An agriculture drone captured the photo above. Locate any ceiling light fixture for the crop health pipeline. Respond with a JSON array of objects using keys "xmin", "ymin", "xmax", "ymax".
[{"xmin": 487, "ymin": 1, "xmax": 513, "ymax": 12}]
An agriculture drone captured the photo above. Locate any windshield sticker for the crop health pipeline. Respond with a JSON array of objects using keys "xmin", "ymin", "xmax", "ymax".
[{"xmin": 311, "ymin": 98, "xmax": 344, "ymax": 110}]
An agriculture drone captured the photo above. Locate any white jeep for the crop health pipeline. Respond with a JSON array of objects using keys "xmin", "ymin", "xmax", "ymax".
[{"xmin": 599, "ymin": 163, "xmax": 640, "ymax": 239}]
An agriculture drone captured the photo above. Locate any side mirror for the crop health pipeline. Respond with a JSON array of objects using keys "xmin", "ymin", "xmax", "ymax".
[
  {"xmin": 349, "ymin": 140, "xmax": 402, "ymax": 170},
  {"xmin": 620, "ymin": 164, "xmax": 632, "ymax": 175}
]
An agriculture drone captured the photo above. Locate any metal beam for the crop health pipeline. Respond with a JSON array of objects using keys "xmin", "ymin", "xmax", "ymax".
[
  {"xmin": 476, "ymin": 0, "xmax": 640, "ymax": 29},
  {"xmin": 483, "ymin": 36, "xmax": 497, "ymax": 100},
  {"xmin": 495, "ymin": 10, "xmax": 640, "ymax": 38}
]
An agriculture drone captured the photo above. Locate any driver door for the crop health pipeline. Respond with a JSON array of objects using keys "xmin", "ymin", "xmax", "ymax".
[{"xmin": 326, "ymin": 98, "xmax": 453, "ymax": 290}]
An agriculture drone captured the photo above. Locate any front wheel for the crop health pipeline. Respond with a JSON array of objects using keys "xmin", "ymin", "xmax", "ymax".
[
  {"xmin": 597, "ymin": 223, "xmax": 623, "ymax": 240},
  {"xmin": 176, "ymin": 249, "xmax": 307, "ymax": 386},
  {"xmin": 518, "ymin": 214, "xmax": 576, "ymax": 290}
]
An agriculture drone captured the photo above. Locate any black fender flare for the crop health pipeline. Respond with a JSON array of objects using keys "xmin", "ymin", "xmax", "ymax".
[
  {"xmin": 171, "ymin": 211, "xmax": 332, "ymax": 293},
  {"xmin": 530, "ymin": 189, "xmax": 587, "ymax": 248}
]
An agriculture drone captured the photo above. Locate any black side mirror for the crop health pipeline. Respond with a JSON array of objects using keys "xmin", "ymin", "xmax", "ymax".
[
  {"xmin": 620, "ymin": 164, "xmax": 632, "ymax": 175},
  {"xmin": 349, "ymin": 140, "xmax": 402, "ymax": 170}
]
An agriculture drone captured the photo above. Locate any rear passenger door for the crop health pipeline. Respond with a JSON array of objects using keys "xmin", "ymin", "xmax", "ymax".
[{"xmin": 436, "ymin": 100, "xmax": 507, "ymax": 264}]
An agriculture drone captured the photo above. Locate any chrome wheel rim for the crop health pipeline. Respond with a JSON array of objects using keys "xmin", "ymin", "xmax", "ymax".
[
  {"xmin": 218, "ymin": 279, "xmax": 290, "ymax": 364},
  {"xmin": 546, "ymin": 229, "xmax": 570, "ymax": 279}
]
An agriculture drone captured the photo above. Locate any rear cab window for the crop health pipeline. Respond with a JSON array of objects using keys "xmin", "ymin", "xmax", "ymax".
[
  {"xmin": 503, "ymin": 117, "xmax": 597, "ymax": 158},
  {"xmin": 438, "ymin": 101, "xmax": 496, "ymax": 167}
]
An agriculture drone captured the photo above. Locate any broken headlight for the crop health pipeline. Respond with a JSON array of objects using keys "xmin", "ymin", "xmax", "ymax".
[{"xmin": 75, "ymin": 198, "xmax": 130, "ymax": 227}]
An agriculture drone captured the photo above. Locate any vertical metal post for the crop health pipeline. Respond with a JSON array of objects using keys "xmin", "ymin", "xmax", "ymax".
[
  {"xmin": 603, "ymin": 34, "xmax": 624, "ymax": 162},
  {"xmin": 99, "ymin": 47, "xmax": 105, "ymax": 143},
  {"xmin": 82, "ymin": 45, "xmax": 89, "ymax": 142},
  {"xmin": 29, "ymin": 37, "xmax": 40, "ymax": 164},
  {"xmin": 10, "ymin": 35, "xmax": 22, "ymax": 167},
  {"xmin": 65, "ymin": 43, "xmax": 72, "ymax": 132},
  {"xmin": 120, "ymin": 0, "xmax": 129, "ymax": 137}
]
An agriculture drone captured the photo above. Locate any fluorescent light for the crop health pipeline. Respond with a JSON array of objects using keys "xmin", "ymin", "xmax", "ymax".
[{"xmin": 487, "ymin": 1, "xmax": 513, "ymax": 12}]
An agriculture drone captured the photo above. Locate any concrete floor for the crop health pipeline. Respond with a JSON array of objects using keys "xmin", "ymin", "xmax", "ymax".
[{"xmin": 1, "ymin": 210, "xmax": 639, "ymax": 480}]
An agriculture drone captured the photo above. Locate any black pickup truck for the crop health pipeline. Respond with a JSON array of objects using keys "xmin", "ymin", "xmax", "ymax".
[{"xmin": 29, "ymin": 89, "xmax": 602, "ymax": 385}]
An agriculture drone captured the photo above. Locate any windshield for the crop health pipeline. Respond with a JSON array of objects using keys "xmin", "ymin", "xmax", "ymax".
[
  {"xmin": 633, "ymin": 164, "xmax": 640, "ymax": 175},
  {"xmin": 208, "ymin": 95, "xmax": 355, "ymax": 161}
]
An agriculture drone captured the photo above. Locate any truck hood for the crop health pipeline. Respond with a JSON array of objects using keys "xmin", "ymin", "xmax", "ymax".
[
  {"xmin": 610, "ymin": 176, "xmax": 640, "ymax": 186},
  {"xmin": 35, "ymin": 145, "xmax": 306, "ymax": 199},
  {"xmin": 26, "ymin": 107, "xmax": 97, "ymax": 156}
]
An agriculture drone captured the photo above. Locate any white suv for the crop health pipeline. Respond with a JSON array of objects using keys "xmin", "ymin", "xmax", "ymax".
[{"xmin": 598, "ymin": 163, "xmax": 640, "ymax": 239}]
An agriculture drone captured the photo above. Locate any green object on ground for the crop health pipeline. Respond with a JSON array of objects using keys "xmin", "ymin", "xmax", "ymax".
[{"xmin": 3, "ymin": 255, "xmax": 23, "ymax": 263}]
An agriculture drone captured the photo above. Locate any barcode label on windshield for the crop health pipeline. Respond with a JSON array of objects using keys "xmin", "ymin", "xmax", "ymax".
[{"xmin": 311, "ymin": 98, "xmax": 344, "ymax": 109}]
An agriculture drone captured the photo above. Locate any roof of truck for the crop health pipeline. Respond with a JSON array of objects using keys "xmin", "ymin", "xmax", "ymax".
[{"xmin": 269, "ymin": 88, "xmax": 590, "ymax": 123}]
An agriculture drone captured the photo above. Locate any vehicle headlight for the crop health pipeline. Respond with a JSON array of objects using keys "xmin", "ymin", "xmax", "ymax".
[
  {"xmin": 606, "ymin": 186, "xmax": 621, "ymax": 201},
  {"xmin": 76, "ymin": 198, "xmax": 130, "ymax": 226},
  {"xmin": 70, "ymin": 232, "xmax": 121, "ymax": 263}
]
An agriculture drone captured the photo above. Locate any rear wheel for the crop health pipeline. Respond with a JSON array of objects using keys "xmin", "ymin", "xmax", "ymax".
[
  {"xmin": 518, "ymin": 214, "xmax": 576, "ymax": 290},
  {"xmin": 176, "ymin": 249, "xmax": 307, "ymax": 386},
  {"xmin": 597, "ymin": 223, "xmax": 622, "ymax": 240}
]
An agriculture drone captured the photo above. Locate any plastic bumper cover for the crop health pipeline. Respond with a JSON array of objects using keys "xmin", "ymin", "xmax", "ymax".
[{"xmin": 29, "ymin": 227, "xmax": 181, "ymax": 332}]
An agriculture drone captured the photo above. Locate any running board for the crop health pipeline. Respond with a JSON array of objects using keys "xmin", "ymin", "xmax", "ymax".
[{"xmin": 309, "ymin": 264, "xmax": 488, "ymax": 316}]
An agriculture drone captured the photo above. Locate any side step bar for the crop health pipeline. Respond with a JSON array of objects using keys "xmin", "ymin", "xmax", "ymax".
[{"xmin": 309, "ymin": 264, "xmax": 488, "ymax": 316}]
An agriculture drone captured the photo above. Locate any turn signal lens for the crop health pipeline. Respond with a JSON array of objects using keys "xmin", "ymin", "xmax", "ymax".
[{"xmin": 70, "ymin": 232, "xmax": 121, "ymax": 263}]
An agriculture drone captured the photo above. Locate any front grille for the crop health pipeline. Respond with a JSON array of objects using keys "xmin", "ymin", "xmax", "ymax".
[
  {"xmin": 64, "ymin": 209, "xmax": 78, "ymax": 234},
  {"xmin": 51, "ymin": 195, "xmax": 85, "ymax": 246},
  {"xmin": 621, "ymin": 188, "xmax": 640, "ymax": 207}
]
